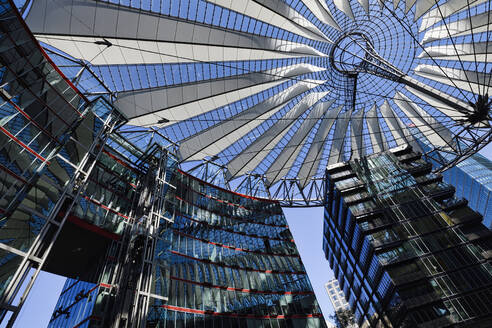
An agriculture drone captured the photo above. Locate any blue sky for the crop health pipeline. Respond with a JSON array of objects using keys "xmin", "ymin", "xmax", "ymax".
[
  {"xmin": 10, "ymin": 143, "xmax": 492, "ymax": 327},
  {"xmin": 284, "ymin": 207, "xmax": 335, "ymax": 321}
]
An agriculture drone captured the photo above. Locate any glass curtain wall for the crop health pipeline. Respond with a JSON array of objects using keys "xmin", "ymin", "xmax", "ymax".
[
  {"xmin": 0, "ymin": 0, "xmax": 88, "ymax": 302},
  {"xmin": 148, "ymin": 170, "xmax": 325, "ymax": 327},
  {"xmin": 49, "ymin": 160, "xmax": 326, "ymax": 328},
  {"xmin": 324, "ymin": 147, "xmax": 492, "ymax": 327},
  {"xmin": 410, "ymin": 127, "xmax": 492, "ymax": 229}
]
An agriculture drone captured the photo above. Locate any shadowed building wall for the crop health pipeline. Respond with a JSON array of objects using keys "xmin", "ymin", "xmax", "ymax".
[{"xmin": 324, "ymin": 146, "xmax": 492, "ymax": 327}]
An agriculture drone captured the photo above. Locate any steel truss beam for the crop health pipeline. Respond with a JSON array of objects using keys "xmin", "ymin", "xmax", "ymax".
[{"xmin": 186, "ymin": 161, "xmax": 325, "ymax": 207}]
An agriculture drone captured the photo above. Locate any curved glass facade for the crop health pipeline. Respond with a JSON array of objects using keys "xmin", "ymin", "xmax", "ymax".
[
  {"xmin": 48, "ymin": 168, "xmax": 326, "ymax": 328},
  {"xmin": 147, "ymin": 170, "xmax": 326, "ymax": 327}
]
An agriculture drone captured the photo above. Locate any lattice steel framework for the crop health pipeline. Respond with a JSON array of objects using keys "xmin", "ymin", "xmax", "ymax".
[{"xmin": 17, "ymin": 0, "xmax": 491, "ymax": 206}]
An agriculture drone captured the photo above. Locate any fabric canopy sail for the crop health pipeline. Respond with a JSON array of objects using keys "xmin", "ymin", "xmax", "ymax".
[{"xmin": 22, "ymin": 0, "xmax": 492, "ymax": 199}]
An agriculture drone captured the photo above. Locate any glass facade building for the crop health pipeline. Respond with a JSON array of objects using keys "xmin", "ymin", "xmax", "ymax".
[
  {"xmin": 48, "ymin": 163, "xmax": 326, "ymax": 327},
  {"xmin": 410, "ymin": 127, "xmax": 492, "ymax": 229},
  {"xmin": 324, "ymin": 147, "xmax": 492, "ymax": 327},
  {"xmin": 0, "ymin": 1, "xmax": 128, "ymax": 322},
  {"xmin": 151, "ymin": 170, "xmax": 325, "ymax": 327},
  {"xmin": 442, "ymin": 154, "xmax": 492, "ymax": 230}
]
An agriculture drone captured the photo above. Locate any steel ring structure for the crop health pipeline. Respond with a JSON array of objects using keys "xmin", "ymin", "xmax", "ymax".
[{"xmin": 19, "ymin": 0, "xmax": 492, "ymax": 206}]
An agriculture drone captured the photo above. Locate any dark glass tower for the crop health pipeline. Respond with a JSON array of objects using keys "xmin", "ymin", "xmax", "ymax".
[
  {"xmin": 323, "ymin": 146, "xmax": 492, "ymax": 327},
  {"xmin": 409, "ymin": 127, "xmax": 492, "ymax": 229}
]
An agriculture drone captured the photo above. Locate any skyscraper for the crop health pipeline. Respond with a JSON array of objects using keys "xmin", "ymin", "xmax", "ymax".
[
  {"xmin": 325, "ymin": 279, "xmax": 350, "ymax": 312},
  {"xmin": 324, "ymin": 146, "xmax": 492, "ymax": 327},
  {"xmin": 410, "ymin": 127, "xmax": 492, "ymax": 229},
  {"xmin": 325, "ymin": 279, "xmax": 359, "ymax": 328}
]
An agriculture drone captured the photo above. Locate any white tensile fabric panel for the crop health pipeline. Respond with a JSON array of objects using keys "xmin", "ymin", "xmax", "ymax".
[
  {"xmin": 404, "ymin": 85, "xmax": 468, "ymax": 122},
  {"xmin": 403, "ymin": 74, "xmax": 472, "ymax": 114},
  {"xmin": 333, "ymin": 0, "xmax": 355, "ymax": 20},
  {"xmin": 115, "ymin": 71, "xmax": 277, "ymax": 119},
  {"xmin": 350, "ymin": 109, "xmax": 365, "ymax": 159},
  {"xmin": 418, "ymin": 42, "xmax": 492, "ymax": 62},
  {"xmin": 302, "ymin": 0, "xmax": 341, "ymax": 30},
  {"xmin": 380, "ymin": 100, "xmax": 408, "ymax": 146},
  {"xmin": 298, "ymin": 105, "xmax": 342, "ymax": 188},
  {"xmin": 122, "ymin": 79, "xmax": 286, "ymax": 127},
  {"xmin": 226, "ymin": 91, "xmax": 329, "ymax": 179},
  {"xmin": 419, "ymin": 0, "xmax": 487, "ymax": 32},
  {"xmin": 414, "ymin": 0, "xmax": 439, "ymax": 21},
  {"xmin": 254, "ymin": 0, "xmax": 333, "ymax": 40},
  {"xmin": 265, "ymin": 99, "xmax": 335, "ymax": 185},
  {"xmin": 414, "ymin": 64, "xmax": 491, "ymax": 95},
  {"xmin": 26, "ymin": 0, "xmax": 325, "ymax": 60},
  {"xmin": 178, "ymin": 81, "xmax": 319, "ymax": 161},
  {"xmin": 404, "ymin": 0, "xmax": 418, "ymax": 14},
  {"xmin": 117, "ymin": 63, "xmax": 326, "ymax": 123},
  {"xmin": 422, "ymin": 11, "xmax": 492, "ymax": 44},
  {"xmin": 393, "ymin": 91, "xmax": 455, "ymax": 149},
  {"xmin": 36, "ymin": 35, "xmax": 324, "ymax": 66},
  {"xmin": 365, "ymin": 105, "xmax": 388, "ymax": 154},
  {"xmin": 327, "ymin": 110, "xmax": 351, "ymax": 165},
  {"xmin": 380, "ymin": 99, "xmax": 422, "ymax": 151},
  {"xmin": 375, "ymin": 0, "xmax": 384, "ymax": 10},
  {"xmin": 357, "ymin": 0, "xmax": 369, "ymax": 14},
  {"xmin": 214, "ymin": 0, "xmax": 329, "ymax": 42}
]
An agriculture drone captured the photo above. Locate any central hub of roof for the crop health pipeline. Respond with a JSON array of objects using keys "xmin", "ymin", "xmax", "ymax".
[{"xmin": 330, "ymin": 32, "xmax": 373, "ymax": 76}]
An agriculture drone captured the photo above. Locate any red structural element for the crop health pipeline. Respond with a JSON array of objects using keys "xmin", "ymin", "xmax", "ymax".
[
  {"xmin": 175, "ymin": 179, "xmax": 277, "ymax": 213},
  {"xmin": 67, "ymin": 214, "xmax": 121, "ymax": 241},
  {"xmin": 102, "ymin": 149, "xmax": 138, "ymax": 174},
  {"xmin": 0, "ymin": 56, "xmax": 74, "ymax": 127},
  {"xmin": 169, "ymin": 250, "xmax": 306, "ymax": 275},
  {"xmin": 170, "ymin": 276, "xmax": 313, "ymax": 296},
  {"xmin": 172, "ymin": 229, "xmax": 299, "ymax": 258},
  {"xmin": 0, "ymin": 125, "xmax": 49, "ymax": 163},
  {"xmin": 0, "ymin": 93, "xmax": 62, "ymax": 145},
  {"xmin": 82, "ymin": 196, "xmax": 130, "ymax": 221},
  {"xmin": 176, "ymin": 210, "xmax": 295, "ymax": 242},
  {"xmin": 6, "ymin": 0, "xmax": 88, "ymax": 105},
  {"xmin": 161, "ymin": 304, "xmax": 322, "ymax": 319},
  {"xmin": 0, "ymin": 29, "xmax": 83, "ymax": 118},
  {"xmin": 99, "ymin": 283, "xmax": 112, "ymax": 289},
  {"xmin": 178, "ymin": 169, "xmax": 278, "ymax": 203},
  {"xmin": 176, "ymin": 196, "xmax": 288, "ymax": 228}
]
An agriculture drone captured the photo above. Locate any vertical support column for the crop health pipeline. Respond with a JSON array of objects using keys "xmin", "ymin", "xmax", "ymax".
[
  {"xmin": 107, "ymin": 147, "xmax": 176, "ymax": 328},
  {"xmin": 130, "ymin": 148, "xmax": 174, "ymax": 328}
]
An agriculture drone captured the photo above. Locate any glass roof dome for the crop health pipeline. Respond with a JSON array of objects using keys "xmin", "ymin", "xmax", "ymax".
[{"xmin": 21, "ymin": 0, "xmax": 492, "ymax": 204}]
